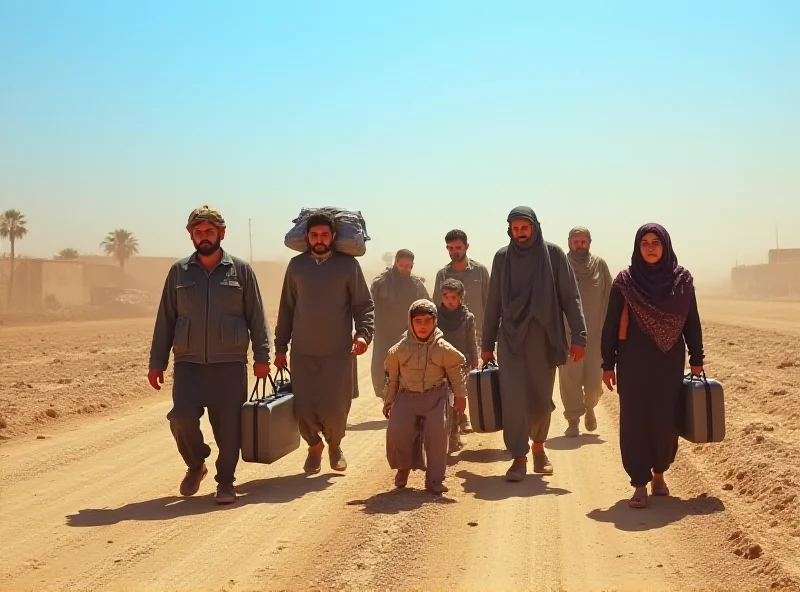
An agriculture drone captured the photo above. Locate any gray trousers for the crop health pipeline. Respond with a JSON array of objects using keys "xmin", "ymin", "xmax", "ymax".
[
  {"xmin": 386, "ymin": 387, "xmax": 449, "ymax": 485},
  {"xmin": 558, "ymin": 342, "xmax": 603, "ymax": 421},
  {"xmin": 291, "ymin": 352, "xmax": 355, "ymax": 449},
  {"xmin": 167, "ymin": 361, "xmax": 247, "ymax": 485},
  {"xmin": 498, "ymin": 320, "xmax": 556, "ymax": 458}
]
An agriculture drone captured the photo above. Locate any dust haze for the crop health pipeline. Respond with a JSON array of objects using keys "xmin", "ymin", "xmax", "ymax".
[{"xmin": 1, "ymin": 212, "xmax": 800, "ymax": 591}]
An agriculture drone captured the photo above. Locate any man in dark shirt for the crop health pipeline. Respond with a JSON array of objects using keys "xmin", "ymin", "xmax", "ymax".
[
  {"xmin": 275, "ymin": 212, "xmax": 375, "ymax": 474},
  {"xmin": 148, "ymin": 205, "xmax": 271, "ymax": 505},
  {"xmin": 432, "ymin": 229, "xmax": 489, "ymax": 433}
]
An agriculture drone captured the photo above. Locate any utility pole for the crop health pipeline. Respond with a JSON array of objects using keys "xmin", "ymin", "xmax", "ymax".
[{"xmin": 249, "ymin": 218, "xmax": 254, "ymax": 262}]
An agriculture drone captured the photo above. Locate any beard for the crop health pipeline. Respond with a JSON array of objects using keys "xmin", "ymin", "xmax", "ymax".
[
  {"xmin": 571, "ymin": 247, "xmax": 590, "ymax": 262},
  {"xmin": 449, "ymin": 252, "xmax": 466, "ymax": 262},
  {"xmin": 194, "ymin": 237, "xmax": 221, "ymax": 256},
  {"xmin": 310, "ymin": 241, "xmax": 332, "ymax": 255}
]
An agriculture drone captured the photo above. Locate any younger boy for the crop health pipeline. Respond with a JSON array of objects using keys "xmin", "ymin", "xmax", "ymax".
[
  {"xmin": 383, "ymin": 299, "xmax": 468, "ymax": 494},
  {"xmin": 437, "ymin": 278, "xmax": 478, "ymax": 449}
]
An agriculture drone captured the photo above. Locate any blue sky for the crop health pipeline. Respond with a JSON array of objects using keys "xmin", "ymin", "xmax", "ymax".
[{"xmin": 1, "ymin": 0, "xmax": 798, "ymax": 283}]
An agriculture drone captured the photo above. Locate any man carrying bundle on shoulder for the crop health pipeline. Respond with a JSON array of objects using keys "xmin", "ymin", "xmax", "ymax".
[{"xmin": 275, "ymin": 211, "xmax": 375, "ymax": 474}]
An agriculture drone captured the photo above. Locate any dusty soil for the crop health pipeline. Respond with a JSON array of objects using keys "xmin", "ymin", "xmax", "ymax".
[{"xmin": 0, "ymin": 298, "xmax": 799, "ymax": 591}]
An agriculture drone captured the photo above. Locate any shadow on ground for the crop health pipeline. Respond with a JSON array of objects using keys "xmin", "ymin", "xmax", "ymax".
[
  {"xmin": 456, "ymin": 469, "xmax": 571, "ymax": 501},
  {"xmin": 66, "ymin": 473, "xmax": 344, "ymax": 527},
  {"xmin": 347, "ymin": 486, "xmax": 456, "ymax": 515},
  {"xmin": 546, "ymin": 433, "xmax": 606, "ymax": 450},
  {"xmin": 587, "ymin": 493, "xmax": 726, "ymax": 532},
  {"xmin": 454, "ymin": 447, "xmax": 509, "ymax": 464},
  {"xmin": 347, "ymin": 419, "xmax": 388, "ymax": 432}
]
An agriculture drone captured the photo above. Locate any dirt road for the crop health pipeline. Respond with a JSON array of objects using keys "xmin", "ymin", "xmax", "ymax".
[{"xmin": 1, "ymin": 299, "xmax": 799, "ymax": 591}]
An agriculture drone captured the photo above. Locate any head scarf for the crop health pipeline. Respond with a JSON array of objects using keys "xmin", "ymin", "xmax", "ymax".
[
  {"xmin": 501, "ymin": 206, "xmax": 567, "ymax": 363},
  {"xmin": 186, "ymin": 205, "xmax": 226, "ymax": 231},
  {"xmin": 567, "ymin": 226, "xmax": 601, "ymax": 282},
  {"xmin": 613, "ymin": 223, "xmax": 694, "ymax": 352},
  {"xmin": 407, "ymin": 299, "xmax": 441, "ymax": 344}
]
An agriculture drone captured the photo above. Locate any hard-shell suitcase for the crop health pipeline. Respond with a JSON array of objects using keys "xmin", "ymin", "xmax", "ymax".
[
  {"xmin": 241, "ymin": 369, "xmax": 301, "ymax": 464},
  {"xmin": 467, "ymin": 362, "xmax": 503, "ymax": 433},
  {"xmin": 679, "ymin": 372, "xmax": 726, "ymax": 443}
]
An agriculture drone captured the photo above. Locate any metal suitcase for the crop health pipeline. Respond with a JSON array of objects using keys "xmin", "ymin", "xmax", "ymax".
[
  {"xmin": 679, "ymin": 372, "xmax": 726, "ymax": 443},
  {"xmin": 467, "ymin": 362, "xmax": 503, "ymax": 433},
  {"xmin": 241, "ymin": 370, "xmax": 301, "ymax": 464}
]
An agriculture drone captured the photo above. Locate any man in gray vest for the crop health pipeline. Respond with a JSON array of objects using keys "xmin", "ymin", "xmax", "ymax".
[{"xmin": 148, "ymin": 206, "xmax": 272, "ymax": 505}]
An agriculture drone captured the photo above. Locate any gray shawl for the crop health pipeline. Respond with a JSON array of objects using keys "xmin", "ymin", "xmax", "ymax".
[{"xmin": 501, "ymin": 206, "xmax": 566, "ymax": 362}]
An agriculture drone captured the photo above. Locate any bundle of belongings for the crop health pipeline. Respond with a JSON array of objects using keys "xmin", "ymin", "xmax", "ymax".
[{"xmin": 284, "ymin": 206, "xmax": 370, "ymax": 257}]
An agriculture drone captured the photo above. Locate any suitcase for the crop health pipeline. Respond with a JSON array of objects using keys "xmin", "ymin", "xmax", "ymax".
[
  {"xmin": 467, "ymin": 362, "xmax": 503, "ymax": 433},
  {"xmin": 679, "ymin": 372, "xmax": 726, "ymax": 443},
  {"xmin": 240, "ymin": 369, "xmax": 301, "ymax": 464}
]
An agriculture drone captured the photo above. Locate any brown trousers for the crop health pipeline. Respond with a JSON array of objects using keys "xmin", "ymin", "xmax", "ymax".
[{"xmin": 386, "ymin": 386, "xmax": 449, "ymax": 485}]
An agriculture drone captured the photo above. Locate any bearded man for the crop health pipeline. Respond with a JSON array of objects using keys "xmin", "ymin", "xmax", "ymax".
[
  {"xmin": 481, "ymin": 207, "xmax": 587, "ymax": 482},
  {"xmin": 559, "ymin": 226, "xmax": 613, "ymax": 437},
  {"xmin": 148, "ymin": 205, "xmax": 272, "ymax": 505},
  {"xmin": 275, "ymin": 212, "xmax": 375, "ymax": 474},
  {"xmin": 370, "ymin": 249, "xmax": 429, "ymax": 397},
  {"xmin": 432, "ymin": 229, "xmax": 489, "ymax": 434}
]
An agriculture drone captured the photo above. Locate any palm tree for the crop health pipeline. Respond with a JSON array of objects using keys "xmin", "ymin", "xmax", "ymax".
[
  {"xmin": 0, "ymin": 209, "xmax": 28, "ymax": 308},
  {"xmin": 100, "ymin": 229, "xmax": 139, "ymax": 273},
  {"xmin": 55, "ymin": 248, "xmax": 79, "ymax": 260}
]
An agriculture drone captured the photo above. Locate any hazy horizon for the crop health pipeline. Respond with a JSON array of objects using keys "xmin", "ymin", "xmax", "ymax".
[{"xmin": 2, "ymin": 1, "xmax": 798, "ymax": 284}]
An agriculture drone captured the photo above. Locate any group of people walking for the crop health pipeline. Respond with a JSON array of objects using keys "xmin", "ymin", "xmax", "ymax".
[{"xmin": 148, "ymin": 204, "xmax": 704, "ymax": 510}]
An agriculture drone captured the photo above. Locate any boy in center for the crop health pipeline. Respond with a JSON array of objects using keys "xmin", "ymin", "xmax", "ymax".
[{"xmin": 382, "ymin": 299, "xmax": 468, "ymax": 494}]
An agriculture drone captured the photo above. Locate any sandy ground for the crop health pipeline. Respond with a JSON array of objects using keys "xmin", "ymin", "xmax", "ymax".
[{"xmin": 0, "ymin": 298, "xmax": 799, "ymax": 591}]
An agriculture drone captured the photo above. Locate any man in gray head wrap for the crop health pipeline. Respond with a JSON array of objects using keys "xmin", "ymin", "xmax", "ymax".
[
  {"xmin": 559, "ymin": 226, "xmax": 613, "ymax": 437},
  {"xmin": 481, "ymin": 207, "xmax": 587, "ymax": 481}
]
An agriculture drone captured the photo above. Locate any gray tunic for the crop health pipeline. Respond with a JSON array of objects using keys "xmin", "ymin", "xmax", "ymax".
[
  {"xmin": 558, "ymin": 254, "xmax": 613, "ymax": 420},
  {"xmin": 274, "ymin": 251, "xmax": 375, "ymax": 446},
  {"xmin": 483, "ymin": 240, "xmax": 587, "ymax": 457}
]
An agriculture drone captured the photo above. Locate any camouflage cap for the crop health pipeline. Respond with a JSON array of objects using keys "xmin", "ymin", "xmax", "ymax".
[{"xmin": 186, "ymin": 205, "xmax": 226, "ymax": 230}]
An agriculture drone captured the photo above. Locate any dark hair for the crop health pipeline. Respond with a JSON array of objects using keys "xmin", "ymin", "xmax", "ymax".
[
  {"xmin": 440, "ymin": 278, "xmax": 465, "ymax": 297},
  {"xmin": 306, "ymin": 213, "xmax": 336, "ymax": 234},
  {"xmin": 445, "ymin": 229, "xmax": 467, "ymax": 244},
  {"xmin": 395, "ymin": 248, "xmax": 415, "ymax": 261}
]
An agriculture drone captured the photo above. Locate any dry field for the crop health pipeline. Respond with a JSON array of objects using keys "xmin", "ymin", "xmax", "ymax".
[{"xmin": 0, "ymin": 297, "xmax": 799, "ymax": 591}]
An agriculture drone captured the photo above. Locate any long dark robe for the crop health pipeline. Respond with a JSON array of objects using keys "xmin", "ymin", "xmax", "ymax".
[{"xmin": 601, "ymin": 285, "xmax": 704, "ymax": 486}]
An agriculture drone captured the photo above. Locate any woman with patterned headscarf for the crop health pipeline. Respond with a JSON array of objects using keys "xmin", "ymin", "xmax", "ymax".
[{"xmin": 600, "ymin": 224, "xmax": 705, "ymax": 509}]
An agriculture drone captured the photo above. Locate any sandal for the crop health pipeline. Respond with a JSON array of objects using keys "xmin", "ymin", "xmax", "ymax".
[
  {"xmin": 651, "ymin": 479, "xmax": 670, "ymax": 496},
  {"xmin": 628, "ymin": 487, "xmax": 648, "ymax": 509}
]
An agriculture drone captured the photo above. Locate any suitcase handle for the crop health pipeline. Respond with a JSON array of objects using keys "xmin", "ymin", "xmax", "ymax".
[
  {"xmin": 480, "ymin": 360, "xmax": 497, "ymax": 371},
  {"xmin": 684, "ymin": 369, "xmax": 707, "ymax": 381},
  {"xmin": 249, "ymin": 372, "xmax": 289, "ymax": 403}
]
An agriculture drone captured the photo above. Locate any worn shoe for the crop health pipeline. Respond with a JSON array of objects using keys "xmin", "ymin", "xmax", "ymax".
[
  {"xmin": 329, "ymin": 447, "xmax": 347, "ymax": 471},
  {"xmin": 505, "ymin": 457, "xmax": 527, "ymax": 482},
  {"xmin": 651, "ymin": 478, "xmax": 670, "ymax": 496},
  {"xmin": 304, "ymin": 442, "xmax": 325, "ymax": 474},
  {"xmin": 179, "ymin": 464, "xmax": 208, "ymax": 496},
  {"xmin": 565, "ymin": 420, "xmax": 580, "ymax": 438},
  {"xmin": 425, "ymin": 481, "xmax": 449, "ymax": 495},
  {"xmin": 395, "ymin": 469, "xmax": 410, "ymax": 488},
  {"xmin": 448, "ymin": 432, "xmax": 464, "ymax": 454},
  {"xmin": 533, "ymin": 452, "xmax": 554, "ymax": 475},
  {"xmin": 458, "ymin": 414, "xmax": 474, "ymax": 434},
  {"xmin": 585, "ymin": 407, "xmax": 598, "ymax": 432},
  {"xmin": 215, "ymin": 483, "xmax": 237, "ymax": 505}
]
